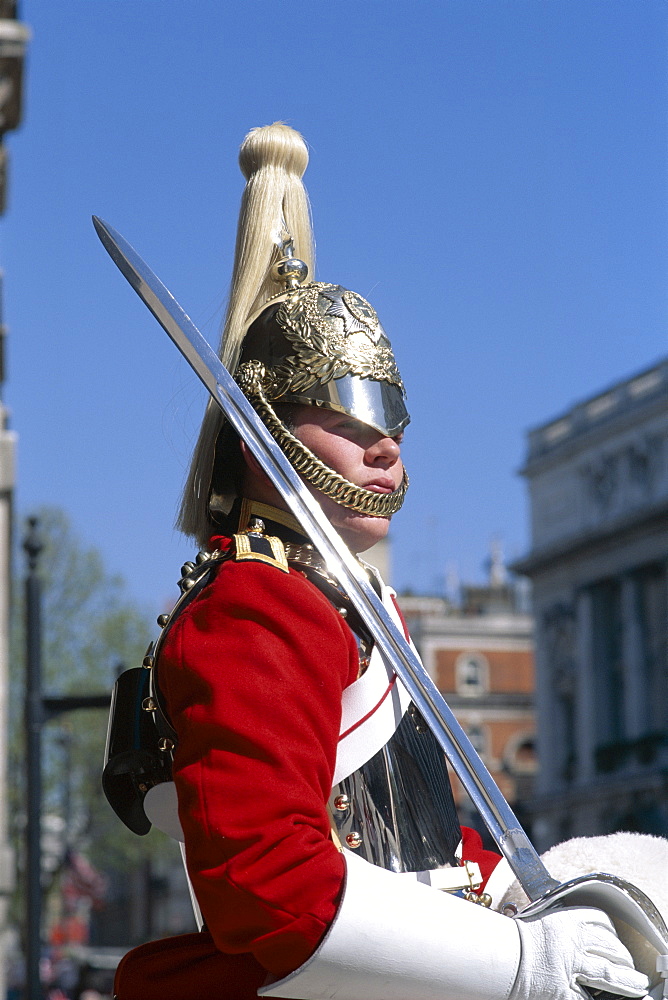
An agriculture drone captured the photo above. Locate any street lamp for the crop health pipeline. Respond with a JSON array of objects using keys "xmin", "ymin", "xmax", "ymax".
[
  {"xmin": 24, "ymin": 516, "xmax": 43, "ymax": 1000},
  {"xmin": 23, "ymin": 518, "xmax": 111, "ymax": 999}
]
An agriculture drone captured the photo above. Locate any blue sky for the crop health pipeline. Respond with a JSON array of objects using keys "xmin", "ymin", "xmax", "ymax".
[{"xmin": 4, "ymin": 1, "xmax": 667, "ymax": 612}]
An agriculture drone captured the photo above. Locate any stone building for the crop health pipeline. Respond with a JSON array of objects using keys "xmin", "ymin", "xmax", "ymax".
[
  {"xmin": 514, "ymin": 358, "xmax": 668, "ymax": 851},
  {"xmin": 0, "ymin": 5, "xmax": 29, "ymax": 995},
  {"xmin": 398, "ymin": 551, "xmax": 536, "ymax": 844}
]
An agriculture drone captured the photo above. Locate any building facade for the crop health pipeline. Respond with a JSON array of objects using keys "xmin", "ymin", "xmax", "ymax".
[
  {"xmin": 514, "ymin": 359, "xmax": 668, "ymax": 851},
  {"xmin": 398, "ymin": 562, "xmax": 536, "ymax": 844},
  {"xmin": 0, "ymin": 5, "xmax": 29, "ymax": 996}
]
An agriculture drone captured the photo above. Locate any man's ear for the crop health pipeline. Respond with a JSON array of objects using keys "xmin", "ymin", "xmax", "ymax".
[{"xmin": 239, "ymin": 439, "xmax": 264, "ymax": 477}]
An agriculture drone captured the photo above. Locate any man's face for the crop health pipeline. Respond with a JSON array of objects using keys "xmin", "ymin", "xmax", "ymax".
[{"xmin": 290, "ymin": 405, "xmax": 404, "ymax": 553}]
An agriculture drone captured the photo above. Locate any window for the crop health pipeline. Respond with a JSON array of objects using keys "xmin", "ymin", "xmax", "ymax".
[
  {"xmin": 504, "ymin": 733, "xmax": 537, "ymax": 775},
  {"xmin": 467, "ymin": 724, "xmax": 488, "ymax": 759},
  {"xmin": 455, "ymin": 652, "xmax": 489, "ymax": 697}
]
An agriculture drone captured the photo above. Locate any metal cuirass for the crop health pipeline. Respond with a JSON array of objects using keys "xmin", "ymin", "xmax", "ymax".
[{"xmin": 329, "ymin": 703, "xmax": 462, "ymax": 874}]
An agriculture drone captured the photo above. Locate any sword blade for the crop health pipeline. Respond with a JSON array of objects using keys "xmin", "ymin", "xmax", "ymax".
[{"xmin": 93, "ymin": 215, "xmax": 557, "ymax": 901}]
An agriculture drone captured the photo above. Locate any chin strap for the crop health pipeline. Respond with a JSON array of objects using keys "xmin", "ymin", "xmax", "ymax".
[{"xmin": 237, "ymin": 369, "xmax": 409, "ymax": 516}]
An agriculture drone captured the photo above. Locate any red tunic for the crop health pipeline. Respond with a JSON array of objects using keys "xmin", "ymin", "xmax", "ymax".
[{"xmin": 114, "ymin": 531, "xmax": 500, "ymax": 998}]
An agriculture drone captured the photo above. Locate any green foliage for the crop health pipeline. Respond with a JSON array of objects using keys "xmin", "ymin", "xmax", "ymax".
[
  {"xmin": 22, "ymin": 507, "xmax": 148, "ymax": 692},
  {"xmin": 10, "ymin": 507, "xmax": 178, "ymax": 940}
]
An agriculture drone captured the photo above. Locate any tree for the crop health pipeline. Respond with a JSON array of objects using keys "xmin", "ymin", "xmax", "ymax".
[{"xmin": 10, "ymin": 506, "xmax": 189, "ymax": 952}]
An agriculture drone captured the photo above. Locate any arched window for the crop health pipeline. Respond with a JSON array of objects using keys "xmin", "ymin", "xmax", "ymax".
[{"xmin": 455, "ymin": 651, "xmax": 489, "ymax": 697}]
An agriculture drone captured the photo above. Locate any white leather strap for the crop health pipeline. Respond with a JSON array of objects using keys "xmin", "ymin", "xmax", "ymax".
[
  {"xmin": 333, "ymin": 582, "xmax": 413, "ymax": 785},
  {"xmin": 486, "ymin": 857, "xmax": 517, "ymax": 909},
  {"xmin": 259, "ymin": 851, "xmax": 521, "ymax": 1000},
  {"xmin": 397, "ymin": 861, "xmax": 483, "ymax": 893}
]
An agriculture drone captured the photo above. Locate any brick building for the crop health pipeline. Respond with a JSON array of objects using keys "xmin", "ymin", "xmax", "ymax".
[{"xmin": 398, "ymin": 551, "xmax": 536, "ymax": 842}]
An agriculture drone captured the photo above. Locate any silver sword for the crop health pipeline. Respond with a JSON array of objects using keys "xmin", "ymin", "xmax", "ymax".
[
  {"xmin": 91, "ymin": 217, "xmax": 668, "ymax": 971},
  {"xmin": 92, "ymin": 214, "xmax": 554, "ymax": 900}
]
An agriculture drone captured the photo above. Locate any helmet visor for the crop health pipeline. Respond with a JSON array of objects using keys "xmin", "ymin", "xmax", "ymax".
[{"xmin": 284, "ymin": 372, "xmax": 410, "ymax": 438}]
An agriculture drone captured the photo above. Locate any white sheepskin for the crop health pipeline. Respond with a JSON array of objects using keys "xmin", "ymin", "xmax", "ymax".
[{"xmin": 497, "ymin": 832, "xmax": 668, "ymax": 996}]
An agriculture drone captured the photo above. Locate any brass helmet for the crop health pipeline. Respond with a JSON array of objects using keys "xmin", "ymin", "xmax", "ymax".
[{"xmin": 179, "ymin": 124, "xmax": 409, "ymax": 547}]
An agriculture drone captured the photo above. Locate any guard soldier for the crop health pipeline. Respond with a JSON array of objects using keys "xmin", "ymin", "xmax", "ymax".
[{"xmin": 109, "ymin": 123, "xmax": 648, "ymax": 1000}]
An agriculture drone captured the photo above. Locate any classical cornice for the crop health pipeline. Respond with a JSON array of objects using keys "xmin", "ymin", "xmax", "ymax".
[{"xmin": 511, "ymin": 499, "xmax": 668, "ymax": 577}]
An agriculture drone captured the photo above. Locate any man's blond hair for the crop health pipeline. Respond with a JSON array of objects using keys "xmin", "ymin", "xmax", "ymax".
[{"xmin": 177, "ymin": 123, "xmax": 315, "ymax": 547}]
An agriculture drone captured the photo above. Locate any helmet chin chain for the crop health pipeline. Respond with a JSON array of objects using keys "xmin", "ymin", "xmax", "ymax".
[
  {"xmin": 229, "ymin": 237, "xmax": 410, "ymax": 520},
  {"xmin": 242, "ymin": 373, "xmax": 409, "ymax": 518}
]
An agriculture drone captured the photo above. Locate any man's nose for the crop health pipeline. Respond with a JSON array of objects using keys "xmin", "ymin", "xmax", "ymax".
[{"xmin": 367, "ymin": 435, "xmax": 401, "ymax": 466}]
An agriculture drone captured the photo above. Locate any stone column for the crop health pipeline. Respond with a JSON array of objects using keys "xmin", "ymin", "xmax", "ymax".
[
  {"xmin": 620, "ymin": 573, "xmax": 644, "ymax": 740},
  {"xmin": 533, "ymin": 592, "xmax": 577, "ymax": 849},
  {"xmin": 574, "ymin": 588, "xmax": 595, "ymax": 787}
]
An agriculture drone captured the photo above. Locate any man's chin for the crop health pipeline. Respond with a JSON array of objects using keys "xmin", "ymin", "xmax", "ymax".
[{"xmin": 337, "ymin": 512, "xmax": 391, "ymax": 553}]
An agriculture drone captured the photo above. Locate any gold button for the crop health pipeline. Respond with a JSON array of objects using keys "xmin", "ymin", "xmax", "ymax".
[
  {"xmin": 345, "ymin": 832, "xmax": 363, "ymax": 849},
  {"xmin": 334, "ymin": 794, "xmax": 350, "ymax": 811}
]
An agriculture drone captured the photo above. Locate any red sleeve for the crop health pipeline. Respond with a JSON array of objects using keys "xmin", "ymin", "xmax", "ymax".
[
  {"xmin": 460, "ymin": 825, "xmax": 503, "ymax": 891},
  {"xmin": 159, "ymin": 559, "xmax": 360, "ymax": 978}
]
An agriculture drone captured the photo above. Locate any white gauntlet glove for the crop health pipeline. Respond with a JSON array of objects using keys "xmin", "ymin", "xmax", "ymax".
[
  {"xmin": 512, "ymin": 906, "xmax": 650, "ymax": 1000},
  {"xmin": 261, "ymin": 855, "xmax": 651, "ymax": 1000}
]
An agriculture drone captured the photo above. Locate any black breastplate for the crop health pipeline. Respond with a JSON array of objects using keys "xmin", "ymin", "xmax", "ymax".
[{"xmin": 329, "ymin": 704, "xmax": 461, "ymax": 873}]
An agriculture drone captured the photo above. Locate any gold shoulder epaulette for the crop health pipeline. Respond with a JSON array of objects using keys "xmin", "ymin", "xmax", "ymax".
[{"xmin": 233, "ymin": 517, "xmax": 289, "ymax": 573}]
